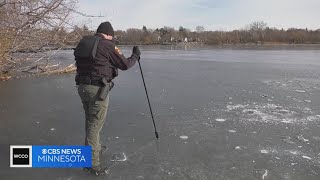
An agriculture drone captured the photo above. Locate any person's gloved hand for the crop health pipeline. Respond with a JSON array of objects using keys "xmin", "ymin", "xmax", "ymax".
[{"xmin": 132, "ymin": 46, "xmax": 141, "ymax": 57}]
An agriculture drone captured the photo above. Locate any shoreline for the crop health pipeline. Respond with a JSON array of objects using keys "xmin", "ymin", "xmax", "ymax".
[
  {"xmin": 1, "ymin": 44, "xmax": 320, "ymax": 81},
  {"xmin": 8, "ymin": 43, "xmax": 320, "ymax": 53},
  {"xmin": 108, "ymin": 43, "xmax": 320, "ymax": 51}
]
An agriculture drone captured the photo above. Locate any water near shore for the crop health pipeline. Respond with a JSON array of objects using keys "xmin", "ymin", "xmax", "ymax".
[{"xmin": 1, "ymin": 47, "xmax": 320, "ymax": 179}]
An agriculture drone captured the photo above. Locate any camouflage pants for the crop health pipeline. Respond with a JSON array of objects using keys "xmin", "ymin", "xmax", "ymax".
[{"xmin": 78, "ymin": 84, "xmax": 109, "ymax": 167}]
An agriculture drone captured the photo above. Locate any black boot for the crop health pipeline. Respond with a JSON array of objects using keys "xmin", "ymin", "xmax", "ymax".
[{"xmin": 83, "ymin": 165, "xmax": 109, "ymax": 176}]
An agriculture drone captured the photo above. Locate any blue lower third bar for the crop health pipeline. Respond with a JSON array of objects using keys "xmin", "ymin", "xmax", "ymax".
[{"xmin": 32, "ymin": 146, "xmax": 92, "ymax": 168}]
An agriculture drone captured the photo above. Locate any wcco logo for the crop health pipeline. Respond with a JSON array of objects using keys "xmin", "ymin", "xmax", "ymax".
[
  {"xmin": 13, "ymin": 154, "xmax": 29, "ymax": 158},
  {"xmin": 10, "ymin": 145, "xmax": 32, "ymax": 167}
]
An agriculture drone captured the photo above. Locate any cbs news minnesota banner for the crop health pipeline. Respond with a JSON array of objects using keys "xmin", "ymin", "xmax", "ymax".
[{"xmin": 10, "ymin": 145, "xmax": 92, "ymax": 168}]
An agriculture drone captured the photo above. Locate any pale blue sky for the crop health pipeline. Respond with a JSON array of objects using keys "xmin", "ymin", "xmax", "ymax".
[{"xmin": 72, "ymin": 0, "xmax": 320, "ymax": 31}]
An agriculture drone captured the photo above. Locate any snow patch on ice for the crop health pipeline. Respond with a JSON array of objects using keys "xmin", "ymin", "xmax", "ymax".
[
  {"xmin": 226, "ymin": 104, "xmax": 249, "ymax": 111},
  {"xmin": 297, "ymin": 135, "xmax": 309, "ymax": 142},
  {"xmin": 262, "ymin": 170, "xmax": 268, "ymax": 180},
  {"xmin": 215, "ymin": 118, "xmax": 226, "ymax": 122},
  {"xmin": 110, "ymin": 152, "xmax": 127, "ymax": 162},
  {"xmin": 281, "ymin": 119, "xmax": 293, "ymax": 123},
  {"xmin": 302, "ymin": 156, "xmax": 312, "ymax": 160},
  {"xmin": 224, "ymin": 102, "xmax": 316, "ymax": 125},
  {"xmin": 228, "ymin": 130, "xmax": 236, "ymax": 133},
  {"xmin": 289, "ymin": 151, "xmax": 298, "ymax": 155},
  {"xmin": 136, "ymin": 176, "xmax": 145, "ymax": 180},
  {"xmin": 180, "ymin": 136, "xmax": 188, "ymax": 140},
  {"xmin": 312, "ymin": 136, "xmax": 320, "ymax": 141},
  {"xmin": 204, "ymin": 123, "xmax": 213, "ymax": 127},
  {"xmin": 295, "ymin": 90, "xmax": 306, "ymax": 93}
]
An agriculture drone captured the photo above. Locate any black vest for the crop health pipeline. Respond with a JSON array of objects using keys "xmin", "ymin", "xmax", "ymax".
[{"xmin": 74, "ymin": 35, "xmax": 114, "ymax": 78}]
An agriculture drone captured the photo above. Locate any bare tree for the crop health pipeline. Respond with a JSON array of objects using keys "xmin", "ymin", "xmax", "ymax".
[
  {"xmin": 249, "ymin": 21, "xmax": 268, "ymax": 42},
  {"xmin": 0, "ymin": 0, "xmax": 80, "ymax": 75},
  {"xmin": 124, "ymin": 28, "xmax": 143, "ymax": 43},
  {"xmin": 0, "ymin": 0, "xmax": 106, "ymax": 78},
  {"xmin": 196, "ymin": 26, "xmax": 205, "ymax": 33},
  {"xmin": 249, "ymin": 21, "xmax": 267, "ymax": 31}
]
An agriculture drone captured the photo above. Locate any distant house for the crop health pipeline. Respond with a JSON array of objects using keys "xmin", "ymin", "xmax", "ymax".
[{"xmin": 184, "ymin": 37, "xmax": 188, "ymax": 43}]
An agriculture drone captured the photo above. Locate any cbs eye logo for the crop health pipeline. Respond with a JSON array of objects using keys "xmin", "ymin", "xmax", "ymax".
[{"xmin": 10, "ymin": 146, "xmax": 32, "ymax": 167}]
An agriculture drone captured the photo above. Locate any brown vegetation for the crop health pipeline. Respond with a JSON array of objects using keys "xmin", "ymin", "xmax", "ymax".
[
  {"xmin": 111, "ymin": 22, "xmax": 320, "ymax": 45},
  {"xmin": 0, "ymin": 0, "xmax": 100, "ymax": 80}
]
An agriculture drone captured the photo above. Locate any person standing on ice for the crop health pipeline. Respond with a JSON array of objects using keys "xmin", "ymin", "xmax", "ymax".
[{"xmin": 73, "ymin": 21, "xmax": 141, "ymax": 175}]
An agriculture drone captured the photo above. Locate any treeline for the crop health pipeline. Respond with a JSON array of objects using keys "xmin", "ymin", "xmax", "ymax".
[{"xmin": 61, "ymin": 21, "xmax": 320, "ymax": 46}]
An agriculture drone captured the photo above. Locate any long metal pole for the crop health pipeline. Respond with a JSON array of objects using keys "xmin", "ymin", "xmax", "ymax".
[{"xmin": 137, "ymin": 60, "xmax": 159, "ymax": 139}]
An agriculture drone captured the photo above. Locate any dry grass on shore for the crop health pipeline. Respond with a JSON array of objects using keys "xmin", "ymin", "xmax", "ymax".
[{"xmin": 0, "ymin": 63, "xmax": 76, "ymax": 81}]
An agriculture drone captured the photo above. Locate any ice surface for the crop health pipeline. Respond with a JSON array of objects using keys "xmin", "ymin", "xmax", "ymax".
[{"xmin": 2, "ymin": 49, "xmax": 320, "ymax": 179}]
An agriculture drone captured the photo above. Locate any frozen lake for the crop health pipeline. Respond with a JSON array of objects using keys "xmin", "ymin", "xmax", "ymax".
[{"xmin": 1, "ymin": 47, "xmax": 320, "ymax": 179}]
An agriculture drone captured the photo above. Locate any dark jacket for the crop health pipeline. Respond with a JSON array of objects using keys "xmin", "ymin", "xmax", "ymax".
[{"xmin": 75, "ymin": 33, "xmax": 139, "ymax": 82}]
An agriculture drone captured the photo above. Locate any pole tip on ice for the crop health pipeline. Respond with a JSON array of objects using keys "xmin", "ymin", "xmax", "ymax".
[{"xmin": 155, "ymin": 131, "xmax": 159, "ymax": 139}]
